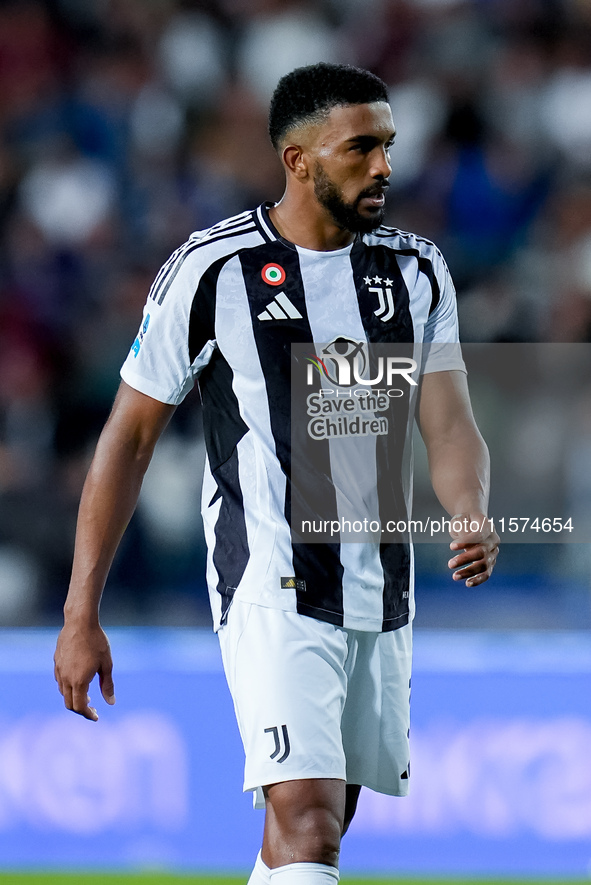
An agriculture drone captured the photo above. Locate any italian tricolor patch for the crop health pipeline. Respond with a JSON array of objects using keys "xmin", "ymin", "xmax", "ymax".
[{"xmin": 262, "ymin": 263, "xmax": 286, "ymax": 286}]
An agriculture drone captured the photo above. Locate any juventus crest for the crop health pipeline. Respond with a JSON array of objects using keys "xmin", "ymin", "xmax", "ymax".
[{"xmin": 364, "ymin": 275, "xmax": 395, "ymax": 322}]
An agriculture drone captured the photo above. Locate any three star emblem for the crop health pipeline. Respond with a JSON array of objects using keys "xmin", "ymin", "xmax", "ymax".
[{"xmin": 363, "ymin": 275, "xmax": 393, "ymax": 286}]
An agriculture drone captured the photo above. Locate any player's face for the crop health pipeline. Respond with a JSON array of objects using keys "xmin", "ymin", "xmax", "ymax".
[{"xmin": 311, "ymin": 102, "xmax": 395, "ymax": 233}]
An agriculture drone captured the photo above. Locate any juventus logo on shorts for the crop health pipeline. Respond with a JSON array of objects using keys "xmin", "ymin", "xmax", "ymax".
[{"xmin": 264, "ymin": 724, "xmax": 291, "ymax": 763}]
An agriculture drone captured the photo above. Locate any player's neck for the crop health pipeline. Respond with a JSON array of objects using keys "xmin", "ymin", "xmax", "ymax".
[{"xmin": 269, "ymin": 195, "xmax": 355, "ymax": 252}]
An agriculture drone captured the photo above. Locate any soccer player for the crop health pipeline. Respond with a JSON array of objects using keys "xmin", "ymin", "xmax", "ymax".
[{"xmin": 54, "ymin": 63, "xmax": 499, "ymax": 884}]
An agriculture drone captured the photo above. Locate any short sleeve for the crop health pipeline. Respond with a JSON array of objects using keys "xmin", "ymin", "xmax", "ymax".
[
  {"xmin": 421, "ymin": 252, "xmax": 466, "ymax": 375},
  {"xmin": 120, "ymin": 247, "xmax": 215, "ymax": 405}
]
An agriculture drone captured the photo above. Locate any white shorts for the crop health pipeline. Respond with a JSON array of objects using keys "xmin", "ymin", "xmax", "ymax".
[{"xmin": 218, "ymin": 599, "xmax": 412, "ymax": 809}]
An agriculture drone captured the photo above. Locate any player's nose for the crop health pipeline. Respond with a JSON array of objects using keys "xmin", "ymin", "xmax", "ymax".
[{"xmin": 371, "ymin": 146, "xmax": 392, "ymax": 179}]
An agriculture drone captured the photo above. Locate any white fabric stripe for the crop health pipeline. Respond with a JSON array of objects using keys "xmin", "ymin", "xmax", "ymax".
[
  {"xmin": 256, "ymin": 204, "xmax": 276, "ymax": 241},
  {"xmin": 212, "ymin": 257, "xmax": 295, "ymax": 611},
  {"xmin": 209, "ymin": 209, "xmax": 253, "ymax": 229},
  {"xmin": 373, "ymin": 227, "xmax": 445, "ymax": 259},
  {"xmin": 150, "ymin": 221, "xmax": 257, "ymax": 303},
  {"xmin": 192, "ymin": 338, "xmax": 217, "ymax": 375},
  {"xmin": 197, "ymin": 211, "xmax": 254, "ymax": 243},
  {"xmin": 297, "ymin": 250, "xmax": 385, "ymax": 629},
  {"xmin": 198, "ymin": 220, "xmax": 257, "ymax": 244},
  {"xmin": 149, "ymin": 212, "xmax": 253, "ymax": 299}
]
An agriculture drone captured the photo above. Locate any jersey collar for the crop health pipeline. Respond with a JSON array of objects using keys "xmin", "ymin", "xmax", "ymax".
[
  {"xmin": 257, "ymin": 201, "xmax": 360, "ymax": 254},
  {"xmin": 256, "ymin": 202, "xmax": 285, "ymax": 245}
]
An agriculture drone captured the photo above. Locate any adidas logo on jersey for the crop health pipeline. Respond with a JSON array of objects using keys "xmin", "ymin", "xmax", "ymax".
[{"xmin": 258, "ymin": 292, "xmax": 302, "ymax": 321}]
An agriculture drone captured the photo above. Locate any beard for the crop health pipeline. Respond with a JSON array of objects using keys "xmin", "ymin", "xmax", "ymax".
[{"xmin": 313, "ymin": 162, "xmax": 388, "ymax": 234}]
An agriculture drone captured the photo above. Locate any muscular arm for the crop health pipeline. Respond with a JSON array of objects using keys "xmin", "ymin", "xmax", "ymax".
[
  {"xmin": 54, "ymin": 381, "xmax": 176, "ymax": 720},
  {"xmin": 417, "ymin": 370, "xmax": 499, "ymax": 586}
]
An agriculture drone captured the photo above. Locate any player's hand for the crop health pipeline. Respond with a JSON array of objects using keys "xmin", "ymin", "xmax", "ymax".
[
  {"xmin": 54, "ymin": 622, "xmax": 115, "ymax": 721},
  {"xmin": 447, "ymin": 512, "xmax": 499, "ymax": 587}
]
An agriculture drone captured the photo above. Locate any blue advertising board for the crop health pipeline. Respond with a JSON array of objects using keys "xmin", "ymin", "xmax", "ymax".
[{"xmin": 0, "ymin": 628, "xmax": 590, "ymax": 877}]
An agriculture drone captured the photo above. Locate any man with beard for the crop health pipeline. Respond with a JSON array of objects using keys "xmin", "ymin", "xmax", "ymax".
[{"xmin": 54, "ymin": 63, "xmax": 499, "ymax": 884}]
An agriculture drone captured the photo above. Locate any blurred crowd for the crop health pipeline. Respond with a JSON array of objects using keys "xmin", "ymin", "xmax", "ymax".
[{"xmin": 1, "ymin": 0, "xmax": 590, "ymax": 626}]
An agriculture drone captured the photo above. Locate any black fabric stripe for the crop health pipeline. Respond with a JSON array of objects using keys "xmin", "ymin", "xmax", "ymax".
[
  {"xmin": 209, "ymin": 446, "xmax": 249, "ymax": 625},
  {"xmin": 190, "ymin": 251, "xmax": 250, "ymax": 472},
  {"xmin": 201, "ymin": 351, "xmax": 250, "ymax": 619},
  {"xmin": 210, "ymin": 210, "xmax": 254, "ymax": 229},
  {"xmin": 149, "ymin": 220, "xmax": 253, "ymax": 305},
  {"xmin": 238, "ymin": 243, "xmax": 345, "ymax": 626},
  {"xmin": 191, "ymin": 254, "xmax": 250, "ymax": 622},
  {"xmin": 373, "ymin": 227, "xmax": 445, "ymax": 254},
  {"xmin": 351, "ymin": 240, "xmax": 415, "ymax": 344},
  {"xmin": 199, "ymin": 349, "xmax": 249, "ymax": 472},
  {"xmin": 370, "ymin": 232, "xmax": 444, "ymax": 316},
  {"xmin": 350, "ymin": 240, "xmax": 413, "ymax": 632},
  {"xmin": 151, "ymin": 224, "xmax": 258, "ymax": 305},
  {"xmin": 392, "ymin": 248, "xmax": 441, "ymax": 316},
  {"xmin": 253, "ymin": 206, "xmax": 275, "ymax": 243},
  {"xmin": 148, "ymin": 245, "xmax": 186, "ymax": 303},
  {"xmin": 200, "ymin": 212, "xmax": 256, "ymax": 242},
  {"xmin": 188, "ymin": 250, "xmax": 242, "ymax": 364},
  {"xmin": 379, "ymin": 544, "xmax": 412, "ymax": 631},
  {"xmin": 154, "ymin": 254, "xmax": 189, "ymax": 305}
]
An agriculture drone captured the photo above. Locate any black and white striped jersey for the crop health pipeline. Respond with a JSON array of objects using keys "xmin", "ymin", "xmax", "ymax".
[{"xmin": 121, "ymin": 203, "xmax": 465, "ymax": 633}]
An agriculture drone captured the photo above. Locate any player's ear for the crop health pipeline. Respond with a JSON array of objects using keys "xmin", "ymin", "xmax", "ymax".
[{"xmin": 282, "ymin": 144, "xmax": 310, "ymax": 180}]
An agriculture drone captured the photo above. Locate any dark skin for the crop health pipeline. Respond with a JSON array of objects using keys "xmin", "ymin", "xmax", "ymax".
[
  {"xmin": 54, "ymin": 100, "xmax": 499, "ymax": 872},
  {"xmin": 269, "ymin": 102, "xmax": 395, "ymax": 250}
]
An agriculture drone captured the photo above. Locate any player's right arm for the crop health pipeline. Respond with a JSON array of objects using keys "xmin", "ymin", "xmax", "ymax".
[{"xmin": 54, "ymin": 381, "xmax": 176, "ymax": 721}]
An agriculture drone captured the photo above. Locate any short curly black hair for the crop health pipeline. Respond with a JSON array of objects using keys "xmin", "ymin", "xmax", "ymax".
[{"xmin": 268, "ymin": 62, "xmax": 389, "ymax": 151}]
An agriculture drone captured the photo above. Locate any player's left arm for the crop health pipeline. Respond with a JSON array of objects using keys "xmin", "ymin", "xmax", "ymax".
[{"xmin": 417, "ymin": 369, "xmax": 499, "ymax": 586}]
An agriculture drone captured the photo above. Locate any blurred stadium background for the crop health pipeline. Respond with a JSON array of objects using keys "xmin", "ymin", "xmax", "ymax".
[{"xmin": 0, "ymin": 0, "xmax": 590, "ymax": 880}]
